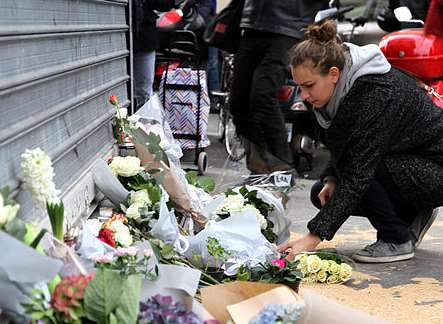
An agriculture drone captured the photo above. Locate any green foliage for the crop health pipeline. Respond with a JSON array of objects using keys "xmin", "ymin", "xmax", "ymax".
[
  {"xmin": 250, "ymin": 260, "xmax": 304, "ymax": 284},
  {"xmin": 22, "ymin": 289, "xmax": 57, "ymax": 324},
  {"xmin": 84, "ymin": 269, "xmax": 141, "ymax": 324},
  {"xmin": 185, "ymin": 171, "xmax": 216, "ymax": 193},
  {"xmin": 4, "ymin": 217, "xmax": 27, "ymax": 241},
  {"xmin": 46, "ymin": 201, "xmax": 64, "ymax": 241},
  {"xmin": 206, "ymin": 237, "xmax": 231, "ymax": 270}
]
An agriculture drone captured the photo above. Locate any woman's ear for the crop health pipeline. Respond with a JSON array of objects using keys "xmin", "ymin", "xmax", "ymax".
[{"xmin": 329, "ymin": 66, "xmax": 340, "ymax": 84}]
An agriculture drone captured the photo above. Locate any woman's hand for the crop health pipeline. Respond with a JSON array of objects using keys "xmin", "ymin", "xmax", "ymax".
[
  {"xmin": 277, "ymin": 233, "xmax": 322, "ymax": 260},
  {"xmin": 318, "ymin": 181, "xmax": 336, "ymax": 206}
]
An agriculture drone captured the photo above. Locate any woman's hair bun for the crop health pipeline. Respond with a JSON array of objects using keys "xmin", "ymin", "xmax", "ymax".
[{"xmin": 306, "ymin": 19, "xmax": 338, "ymax": 43}]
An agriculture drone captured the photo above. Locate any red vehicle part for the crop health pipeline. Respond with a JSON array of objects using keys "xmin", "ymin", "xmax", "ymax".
[{"xmin": 380, "ymin": 29, "xmax": 443, "ymax": 80}]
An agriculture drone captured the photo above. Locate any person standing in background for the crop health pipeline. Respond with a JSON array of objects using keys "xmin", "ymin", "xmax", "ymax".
[
  {"xmin": 229, "ymin": 0, "xmax": 330, "ymax": 178},
  {"xmin": 132, "ymin": 0, "xmax": 175, "ymax": 110}
]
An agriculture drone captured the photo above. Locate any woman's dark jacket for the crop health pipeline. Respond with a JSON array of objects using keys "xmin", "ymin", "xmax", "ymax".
[
  {"xmin": 132, "ymin": 0, "xmax": 175, "ymax": 53},
  {"xmin": 240, "ymin": 0, "xmax": 329, "ymax": 39},
  {"xmin": 308, "ymin": 68, "xmax": 443, "ymax": 240}
]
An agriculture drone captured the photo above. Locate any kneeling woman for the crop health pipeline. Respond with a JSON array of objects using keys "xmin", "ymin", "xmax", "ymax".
[{"xmin": 279, "ymin": 20, "xmax": 443, "ymax": 263}]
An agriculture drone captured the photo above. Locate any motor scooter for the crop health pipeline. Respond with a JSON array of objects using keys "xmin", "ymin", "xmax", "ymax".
[{"xmin": 379, "ymin": 6, "xmax": 443, "ymax": 108}]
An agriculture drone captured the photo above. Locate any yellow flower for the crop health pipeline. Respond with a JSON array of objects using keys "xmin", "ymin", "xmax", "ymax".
[
  {"xmin": 320, "ymin": 260, "xmax": 330, "ymax": 272},
  {"xmin": 327, "ymin": 275, "xmax": 339, "ymax": 284},
  {"xmin": 339, "ymin": 263, "xmax": 353, "ymax": 282},
  {"xmin": 317, "ymin": 270, "xmax": 328, "ymax": 283},
  {"xmin": 328, "ymin": 261, "xmax": 341, "ymax": 275},
  {"xmin": 306, "ymin": 255, "xmax": 322, "ymax": 274}
]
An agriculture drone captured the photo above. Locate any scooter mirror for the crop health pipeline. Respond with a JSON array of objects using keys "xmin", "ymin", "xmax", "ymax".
[{"xmin": 393, "ymin": 6, "xmax": 412, "ymax": 22}]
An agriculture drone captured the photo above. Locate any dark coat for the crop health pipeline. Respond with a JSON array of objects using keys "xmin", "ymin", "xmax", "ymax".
[
  {"xmin": 308, "ymin": 68, "xmax": 443, "ymax": 240},
  {"xmin": 132, "ymin": 0, "xmax": 175, "ymax": 53},
  {"xmin": 240, "ymin": 0, "xmax": 329, "ymax": 39}
]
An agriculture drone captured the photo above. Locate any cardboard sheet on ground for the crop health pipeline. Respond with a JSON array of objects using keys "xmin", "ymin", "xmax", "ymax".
[
  {"xmin": 227, "ymin": 286, "xmax": 303, "ymax": 324},
  {"xmin": 201, "ymin": 281, "xmax": 391, "ymax": 324}
]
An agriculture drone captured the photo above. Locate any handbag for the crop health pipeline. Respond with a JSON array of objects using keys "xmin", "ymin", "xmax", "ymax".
[{"xmin": 203, "ymin": 0, "xmax": 245, "ymax": 53}]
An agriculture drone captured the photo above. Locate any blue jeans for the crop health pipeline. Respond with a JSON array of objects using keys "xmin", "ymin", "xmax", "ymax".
[{"xmin": 133, "ymin": 51, "xmax": 156, "ymax": 110}]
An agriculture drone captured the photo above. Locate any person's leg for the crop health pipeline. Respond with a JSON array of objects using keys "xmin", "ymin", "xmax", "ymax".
[
  {"xmin": 133, "ymin": 50, "xmax": 156, "ymax": 110},
  {"xmin": 249, "ymin": 33, "xmax": 298, "ymax": 169},
  {"xmin": 229, "ymin": 31, "xmax": 265, "ymax": 173},
  {"xmin": 207, "ymin": 46, "xmax": 221, "ymax": 105}
]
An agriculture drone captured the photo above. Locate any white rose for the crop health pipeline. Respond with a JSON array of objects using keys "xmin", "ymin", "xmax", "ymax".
[
  {"xmin": 306, "ymin": 255, "xmax": 322, "ymax": 274},
  {"xmin": 317, "ymin": 270, "xmax": 328, "ymax": 283},
  {"xmin": 339, "ymin": 263, "xmax": 353, "ymax": 281},
  {"xmin": 327, "ymin": 274, "xmax": 339, "ymax": 284},
  {"xmin": 125, "ymin": 202, "xmax": 144, "ymax": 219},
  {"xmin": 109, "ymin": 156, "xmax": 144, "ymax": 177},
  {"xmin": 242, "ymin": 204, "xmax": 267, "ymax": 229},
  {"xmin": 328, "ymin": 261, "xmax": 341, "ymax": 275},
  {"xmin": 320, "ymin": 259, "xmax": 330, "ymax": 272},
  {"xmin": 130, "ymin": 190, "xmax": 151, "ymax": 205},
  {"xmin": 111, "ymin": 221, "xmax": 133, "ymax": 247}
]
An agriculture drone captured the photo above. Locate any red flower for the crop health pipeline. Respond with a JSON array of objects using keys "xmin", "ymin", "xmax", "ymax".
[
  {"xmin": 109, "ymin": 95, "xmax": 118, "ymax": 106},
  {"xmin": 97, "ymin": 228, "xmax": 116, "ymax": 248},
  {"xmin": 51, "ymin": 274, "xmax": 94, "ymax": 321}
]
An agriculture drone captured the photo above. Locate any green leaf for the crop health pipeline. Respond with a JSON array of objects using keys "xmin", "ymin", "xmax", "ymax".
[
  {"xmin": 115, "ymin": 275, "xmax": 142, "ymax": 324},
  {"xmin": 185, "ymin": 171, "xmax": 199, "ymax": 185},
  {"xmin": 84, "ymin": 269, "xmax": 123, "ymax": 324},
  {"xmin": 197, "ymin": 177, "xmax": 215, "ymax": 193},
  {"xmin": 109, "ymin": 313, "xmax": 118, "ymax": 324},
  {"xmin": 4, "ymin": 217, "xmax": 27, "ymax": 241}
]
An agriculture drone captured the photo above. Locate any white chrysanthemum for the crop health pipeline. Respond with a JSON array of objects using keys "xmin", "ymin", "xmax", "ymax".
[
  {"xmin": 111, "ymin": 220, "xmax": 133, "ymax": 247},
  {"xmin": 328, "ymin": 261, "xmax": 341, "ymax": 275},
  {"xmin": 215, "ymin": 194, "xmax": 245, "ymax": 215},
  {"xmin": 20, "ymin": 148, "xmax": 60, "ymax": 209},
  {"xmin": 109, "ymin": 156, "xmax": 144, "ymax": 177},
  {"xmin": 339, "ymin": 263, "xmax": 352, "ymax": 281},
  {"xmin": 125, "ymin": 202, "xmax": 144, "ymax": 219},
  {"xmin": 130, "ymin": 189, "xmax": 151, "ymax": 205},
  {"xmin": 306, "ymin": 255, "xmax": 322, "ymax": 274},
  {"xmin": 241, "ymin": 204, "xmax": 267, "ymax": 229}
]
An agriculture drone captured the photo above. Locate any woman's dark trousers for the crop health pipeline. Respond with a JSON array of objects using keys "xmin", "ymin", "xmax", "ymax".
[{"xmin": 311, "ymin": 163, "xmax": 418, "ymax": 244}]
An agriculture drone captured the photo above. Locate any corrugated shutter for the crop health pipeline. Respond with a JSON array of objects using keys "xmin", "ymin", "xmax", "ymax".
[{"xmin": 0, "ymin": 0, "xmax": 131, "ymax": 223}]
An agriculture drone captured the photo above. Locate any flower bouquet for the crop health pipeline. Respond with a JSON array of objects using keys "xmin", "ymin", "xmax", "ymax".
[
  {"xmin": 295, "ymin": 251, "xmax": 353, "ymax": 284},
  {"xmin": 211, "ymin": 186, "xmax": 278, "ymax": 243},
  {"xmin": 240, "ymin": 258, "xmax": 304, "ymax": 292},
  {"xmin": 138, "ymin": 294, "xmax": 218, "ymax": 324},
  {"xmin": 109, "ymin": 96, "xmax": 208, "ymax": 233},
  {"xmin": 97, "ymin": 213, "xmax": 133, "ymax": 248},
  {"xmin": 92, "ymin": 246, "xmax": 158, "ymax": 281}
]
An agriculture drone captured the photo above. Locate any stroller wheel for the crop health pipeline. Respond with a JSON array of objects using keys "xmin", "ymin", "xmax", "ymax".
[{"xmin": 198, "ymin": 151, "xmax": 208, "ymax": 175}]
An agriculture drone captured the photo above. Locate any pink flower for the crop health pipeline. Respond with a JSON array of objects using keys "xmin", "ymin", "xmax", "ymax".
[
  {"xmin": 91, "ymin": 252, "xmax": 114, "ymax": 264},
  {"xmin": 116, "ymin": 247, "xmax": 137, "ymax": 257},
  {"xmin": 271, "ymin": 258, "xmax": 286, "ymax": 269},
  {"xmin": 143, "ymin": 249, "xmax": 154, "ymax": 258}
]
